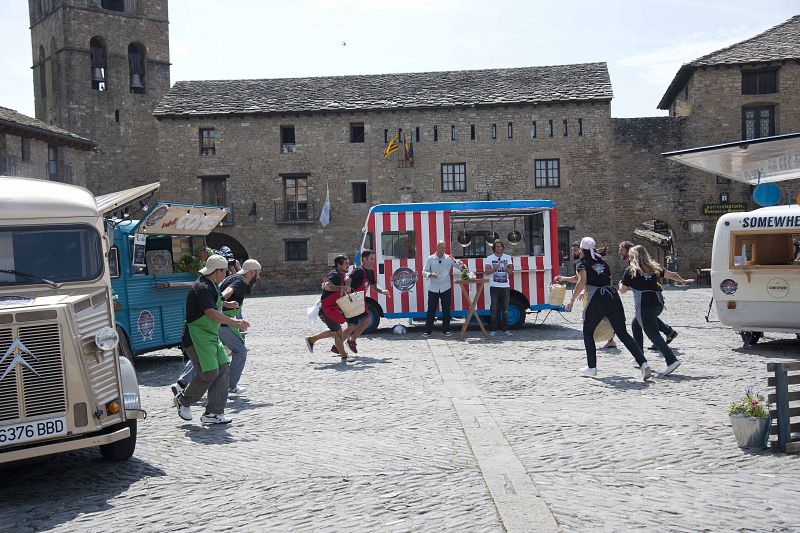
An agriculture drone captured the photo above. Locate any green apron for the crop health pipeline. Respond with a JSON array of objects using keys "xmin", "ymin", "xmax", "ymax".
[
  {"xmin": 186, "ymin": 279, "xmax": 228, "ymax": 372},
  {"xmin": 223, "ymin": 304, "xmax": 244, "ymax": 341}
]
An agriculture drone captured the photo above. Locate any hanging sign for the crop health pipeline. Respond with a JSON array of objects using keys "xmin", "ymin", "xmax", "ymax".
[
  {"xmin": 132, "ymin": 233, "xmax": 147, "ymax": 268},
  {"xmin": 135, "ymin": 203, "xmax": 230, "ymax": 236}
]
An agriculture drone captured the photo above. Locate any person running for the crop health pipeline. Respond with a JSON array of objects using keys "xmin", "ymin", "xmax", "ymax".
[
  {"xmin": 305, "ymin": 255, "xmax": 352, "ymax": 363},
  {"xmin": 484, "ymin": 239, "xmax": 514, "ymax": 337},
  {"xmin": 618, "ymin": 240, "xmax": 679, "ymax": 350},
  {"xmin": 173, "ymin": 254, "xmax": 250, "ymax": 424},
  {"xmin": 619, "ymin": 245, "xmax": 692, "ymax": 376},
  {"xmin": 565, "ymin": 237, "xmax": 651, "ymax": 380},
  {"xmin": 422, "ymin": 240, "xmax": 465, "ymax": 337},
  {"xmin": 335, "ymin": 249, "xmax": 390, "ymax": 353}
]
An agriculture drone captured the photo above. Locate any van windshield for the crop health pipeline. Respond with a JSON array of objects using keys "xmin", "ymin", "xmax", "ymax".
[{"xmin": 0, "ymin": 225, "xmax": 104, "ymax": 286}]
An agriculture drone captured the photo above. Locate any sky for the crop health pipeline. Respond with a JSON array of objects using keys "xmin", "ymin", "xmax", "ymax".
[{"xmin": 1, "ymin": 0, "xmax": 798, "ymax": 119}]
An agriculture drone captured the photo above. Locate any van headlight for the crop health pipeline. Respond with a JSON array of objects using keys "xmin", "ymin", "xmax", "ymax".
[{"xmin": 95, "ymin": 326, "xmax": 119, "ymax": 351}]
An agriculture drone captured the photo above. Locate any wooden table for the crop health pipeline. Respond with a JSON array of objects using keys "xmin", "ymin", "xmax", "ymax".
[{"xmin": 454, "ymin": 278, "xmax": 490, "ymax": 340}]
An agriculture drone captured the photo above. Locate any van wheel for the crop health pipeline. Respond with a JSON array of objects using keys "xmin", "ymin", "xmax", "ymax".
[
  {"xmin": 507, "ymin": 296, "xmax": 528, "ymax": 329},
  {"xmin": 117, "ymin": 326, "xmax": 134, "ymax": 365},
  {"xmin": 740, "ymin": 331, "xmax": 762, "ymax": 347},
  {"xmin": 364, "ymin": 300, "xmax": 382, "ymax": 334},
  {"xmin": 99, "ymin": 420, "xmax": 137, "ymax": 461}
]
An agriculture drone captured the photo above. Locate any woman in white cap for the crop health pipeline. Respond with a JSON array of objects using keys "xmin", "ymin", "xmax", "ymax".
[{"xmin": 564, "ymin": 237, "xmax": 652, "ymax": 380}]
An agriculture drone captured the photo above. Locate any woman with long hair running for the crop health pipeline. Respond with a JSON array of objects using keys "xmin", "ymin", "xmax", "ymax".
[
  {"xmin": 618, "ymin": 245, "xmax": 692, "ymax": 376},
  {"xmin": 565, "ymin": 237, "xmax": 651, "ymax": 380}
]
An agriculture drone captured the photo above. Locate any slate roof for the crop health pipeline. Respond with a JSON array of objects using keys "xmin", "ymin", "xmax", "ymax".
[
  {"xmin": 0, "ymin": 106, "xmax": 95, "ymax": 149},
  {"xmin": 153, "ymin": 63, "xmax": 612, "ymax": 117},
  {"xmin": 658, "ymin": 15, "xmax": 800, "ymax": 109}
]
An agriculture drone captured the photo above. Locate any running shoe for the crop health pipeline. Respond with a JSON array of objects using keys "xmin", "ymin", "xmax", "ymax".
[
  {"xmin": 503, "ymin": 331, "xmax": 512, "ymax": 337},
  {"xmin": 579, "ymin": 367, "xmax": 597, "ymax": 377},
  {"xmin": 666, "ymin": 330, "xmax": 679, "ymax": 344},
  {"xmin": 200, "ymin": 413, "xmax": 231, "ymax": 425},
  {"xmin": 489, "ymin": 331, "xmax": 497, "ymax": 337},
  {"xmin": 228, "ymin": 386, "xmax": 245, "ymax": 394},
  {"xmin": 330, "ymin": 344, "xmax": 339, "ymax": 354},
  {"xmin": 175, "ymin": 395, "xmax": 191, "ymax": 421},
  {"xmin": 346, "ymin": 338, "xmax": 358, "ymax": 353},
  {"xmin": 444, "ymin": 331, "xmax": 453, "ymax": 337},
  {"xmin": 305, "ymin": 336, "xmax": 315, "ymax": 353},
  {"xmin": 640, "ymin": 362, "xmax": 652, "ymax": 381},
  {"xmin": 170, "ymin": 381, "xmax": 186, "ymax": 399},
  {"xmin": 340, "ymin": 354, "xmax": 356, "ymax": 363},
  {"xmin": 661, "ymin": 360, "xmax": 682, "ymax": 376}
]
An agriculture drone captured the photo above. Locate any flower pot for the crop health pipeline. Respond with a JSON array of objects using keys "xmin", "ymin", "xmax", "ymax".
[{"xmin": 729, "ymin": 415, "xmax": 770, "ymax": 449}]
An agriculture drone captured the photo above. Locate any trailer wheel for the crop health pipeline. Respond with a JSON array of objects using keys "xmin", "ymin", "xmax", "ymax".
[
  {"xmin": 117, "ymin": 326, "xmax": 134, "ymax": 365},
  {"xmin": 364, "ymin": 300, "xmax": 382, "ymax": 334},
  {"xmin": 740, "ymin": 331, "xmax": 763, "ymax": 347},
  {"xmin": 507, "ymin": 296, "xmax": 528, "ymax": 330},
  {"xmin": 99, "ymin": 420, "xmax": 137, "ymax": 462}
]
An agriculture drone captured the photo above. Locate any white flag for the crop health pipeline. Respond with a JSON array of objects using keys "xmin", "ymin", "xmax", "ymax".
[{"xmin": 319, "ymin": 183, "xmax": 331, "ymax": 227}]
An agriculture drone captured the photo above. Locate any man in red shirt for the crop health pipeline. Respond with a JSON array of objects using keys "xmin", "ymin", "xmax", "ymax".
[
  {"xmin": 305, "ymin": 255, "xmax": 352, "ymax": 362},
  {"xmin": 335, "ymin": 249, "xmax": 389, "ymax": 354}
]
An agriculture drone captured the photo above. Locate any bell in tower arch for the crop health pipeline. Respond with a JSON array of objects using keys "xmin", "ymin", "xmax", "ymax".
[{"xmin": 130, "ymin": 73, "xmax": 144, "ymax": 90}]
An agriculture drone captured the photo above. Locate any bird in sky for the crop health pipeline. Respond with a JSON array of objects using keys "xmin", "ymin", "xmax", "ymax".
[{"xmin": 342, "ymin": 41, "xmax": 346, "ymax": 46}]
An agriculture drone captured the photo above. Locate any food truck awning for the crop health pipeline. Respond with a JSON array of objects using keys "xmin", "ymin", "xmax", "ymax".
[
  {"xmin": 96, "ymin": 182, "xmax": 160, "ymax": 216},
  {"xmin": 662, "ymin": 132, "xmax": 800, "ymax": 185},
  {"xmin": 130, "ymin": 201, "xmax": 230, "ymax": 236}
]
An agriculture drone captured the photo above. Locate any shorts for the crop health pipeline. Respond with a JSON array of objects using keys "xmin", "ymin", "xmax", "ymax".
[
  {"xmin": 319, "ymin": 308, "xmax": 343, "ymax": 332},
  {"xmin": 346, "ymin": 311, "xmax": 368, "ymax": 325}
]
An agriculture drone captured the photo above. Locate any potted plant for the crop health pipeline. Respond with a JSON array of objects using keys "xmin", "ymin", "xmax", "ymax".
[{"xmin": 728, "ymin": 387, "xmax": 771, "ymax": 449}]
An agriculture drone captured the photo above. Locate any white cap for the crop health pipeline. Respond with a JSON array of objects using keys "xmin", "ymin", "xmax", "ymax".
[
  {"xmin": 239, "ymin": 259, "xmax": 262, "ymax": 273},
  {"xmin": 579, "ymin": 237, "xmax": 601, "ymax": 260},
  {"xmin": 199, "ymin": 254, "xmax": 228, "ymax": 275}
]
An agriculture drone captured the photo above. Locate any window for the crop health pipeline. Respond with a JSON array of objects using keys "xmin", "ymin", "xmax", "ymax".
[
  {"xmin": 450, "ymin": 125, "xmax": 456, "ymax": 142},
  {"xmin": 684, "ymin": 85, "xmax": 689, "ymax": 100},
  {"xmin": 534, "ymin": 159, "xmax": 560, "ymax": 188},
  {"xmin": 557, "ymin": 227, "xmax": 571, "ymax": 265},
  {"xmin": 350, "ymin": 122, "xmax": 365, "ymax": 143},
  {"xmin": 470, "ymin": 125, "xmax": 475, "ymax": 141},
  {"xmin": 507, "ymin": 122, "xmax": 513, "ymax": 139},
  {"xmin": 454, "ymin": 231, "xmax": 489, "ymax": 259},
  {"xmin": 285, "ymin": 240, "xmax": 308, "ymax": 261},
  {"xmin": 352, "ymin": 182, "xmax": 367, "ymax": 203},
  {"xmin": 101, "ymin": 0, "xmax": 125, "ymax": 11},
  {"xmin": 563, "ymin": 119, "xmax": 568, "ymax": 136},
  {"xmin": 433, "ymin": 125, "xmax": 438, "ymax": 142},
  {"xmin": 548, "ymin": 120, "xmax": 554, "ymax": 137},
  {"xmin": 742, "ymin": 106, "xmax": 774, "ymax": 140},
  {"xmin": 742, "ymin": 70, "xmax": 777, "ymax": 95},
  {"xmin": 731, "ymin": 232, "xmax": 799, "ymax": 267},
  {"xmin": 47, "ymin": 145, "xmax": 59, "ymax": 181},
  {"xmin": 531, "ymin": 121, "xmax": 537, "ymax": 139},
  {"xmin": 384, "ymin": 129, "xmax": 389, "ymax": 143},
  {"xmin": 716, "ymin": 175, "xmax": 732, "ymax": 185},
  {"xmin": 90, "ymin": 37, "xmax": 107, "ymax": 91},
  {"xmin": 578, "ymin": 118, "xmax": 583, "ymax": 136},
  {"xmin": 115, "ymin": 109, "xmax": 120, "ymax": 123},
  {"xmin": 491, "ymin": 123, "xmax": 497, "ymax": 140},
  {"xmin": 441, "ymin": 163, "xmax": 466, "ymax": 192},
  {"xmin": 128, "ymin": 42, "xmax": 146, "ymax": 94},
  {"xmin": 381, "ymin": 231, "xmax": 416, "ymax": 259},
  {"xmin": 21, "ymin": 138, "xmax": 31, "ymax": 162},
  {"xmin": 281, "ymin": 125, "xmax": 296, "ymax": 153},
  {"xmin": 199, "ymin": 128, "xmax": 216, "ymax": 156},
  {"xmin": 201, "ymin": 175, "xmax": 227, "ymax": 206},
  {"xmin": 284, "ymin": 176, "xmax": 309, "ymax": 220},
  {"xmin": 108, "ymin": 246, "xmax": 120, "ymax": 279},
  {"xmin": 39, "ymin": 46, "xmax": 46, "ymax": 98},
  {"xmin": 415, "ymin": 126, "xmax": 420, "ymax": 142}
]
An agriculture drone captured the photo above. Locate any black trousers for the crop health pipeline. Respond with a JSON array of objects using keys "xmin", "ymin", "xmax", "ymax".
[
  {"xmin": 425, "ymin": 289, "xmax": 452, "ymax": 334},
  {"xmin": 490, "ymin": 286, "xmax": 510, "ymax": 332},
  {"xmin": 583, "ymin": 292, "xmax": 647, "ymax": 369},
  {"xmin": 632, "ymin": 304, "xmax": 677, "ymax": 364}
]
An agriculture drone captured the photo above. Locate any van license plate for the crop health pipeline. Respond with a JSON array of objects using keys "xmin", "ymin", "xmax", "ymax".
[{"xmin": 0, "ymin": 415, "xmax": 67, "ymax": 448}]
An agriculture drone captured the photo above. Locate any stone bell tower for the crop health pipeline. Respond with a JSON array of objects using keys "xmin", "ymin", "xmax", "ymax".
[{"xmin": 28, "ymin": 0, "xmax": 170, "ymax": 193}]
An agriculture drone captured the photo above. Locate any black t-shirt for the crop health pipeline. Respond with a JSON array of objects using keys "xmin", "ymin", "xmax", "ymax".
[
  {"xmin": 348, "ymin": 266, "xmax": 377, "ymax": 292},
  {"xmin": 182, "ymin": 275, "xmax": 219, "ymax": 347},
  {"xmin": 220, "ymin": 274, "xmax": 248, "ymax": 307},
  {"xmin": 321, "ymin": 269, "xmax": 346, "ymax": 302},
  {"xmin": 575, "ymin": 257, "xmax": 612, "ymax": 287},
  {"xmin": 621, "ymin": 266, "xmax": 664, "ymax": 307}
]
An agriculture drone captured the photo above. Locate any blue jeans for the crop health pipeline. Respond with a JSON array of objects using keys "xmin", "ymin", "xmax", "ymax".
[{"xmin": 178, "ymin": 326, "xmax": 248, "ymax": 390}]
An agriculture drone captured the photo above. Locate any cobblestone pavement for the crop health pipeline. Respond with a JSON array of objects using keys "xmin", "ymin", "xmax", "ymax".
[{"xmin": 1, "ymin": 288, "xmax": 798, "ymax": 532}]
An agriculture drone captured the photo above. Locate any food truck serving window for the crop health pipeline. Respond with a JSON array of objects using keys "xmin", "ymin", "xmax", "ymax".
[
  {"xmin": 381, "ymin": 231, "xmax": 416, "ymax": 259},
  {"xmin": 0, "ymin": 224, "xmax": 104, "ymax": 286},
  {"xmin": 731, "ymin": 231, "xmax": 800, "ymax": 267},
  {"xmin": 129, "ymin": 234, "xmax": 195, "ymax": 275}
]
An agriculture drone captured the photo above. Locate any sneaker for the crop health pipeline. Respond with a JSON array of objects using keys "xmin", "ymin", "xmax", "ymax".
[
  {"xmin": 666, "ymin": 330, "xmax": 679, "ymax": 344},
  {"xmin": 305, "ymin": 336, "xmax": 315, "ymax": 353},
  {"xmin": 175, "ymin": 395, "xmax": 192, "ymax": 421},
  {"xmin": 489, "ymin": 331, "xmax": 497, "ymax": 337},
  {"xmin": 444, "ymin": 331, "xmax": 453, "ymax": 337},
  {"xmin": 661, "ymin": 360, "xmax": 682, "ymax": 376},
  {"xmin": 330, "ymin": 344, "xmax": 340, "ymax": 354},
  {"xmin": 340, "ymin": 354, "xmax": 355, "ymax": 363},
  {"xmin": 579, "ymin": 367, "xmax": 597, "ymax": 377},
  {"xmin": 503, "ymin": 331, "xmax": 512, "ymax": 337},
  {"xmin": 422, "ymin": 331, "xmax": 432, "ymax": 337},
  {"xmin": 601, "ymin": 341, "xmax": 617, "ymax": 350},
  {"xmin": 228, "ymin": 385, "xmax": 245, "ymax": 394},
  {"xmin": 170, "ymin": 381, "xmax": 185, "ymax": 400},
  {"xmin": 200, "ymin": 413, "xmax": 231, "ymax": 425},
  {"xmin": 640, "ymin": 362, "xmax": 652, "ymax": 381},
  {"xmin": 346, "ymin": 338, "xmax": 358, "ymax": 353}
]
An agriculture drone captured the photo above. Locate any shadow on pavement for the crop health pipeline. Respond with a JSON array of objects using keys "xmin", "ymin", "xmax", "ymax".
[
  {"xmin": 227, "ymin": 397, "xmax": 274, "ymax": 413},
  {"xmin": 311, "ymin": 356, "xmax": 394, "ymax": 372},
  {"xmin": 182, "ymin": 423, "xmax": 236, "ymax": 445},
  {"xmin": 134, "ymin": 356, "xmax": 186, "ymax": 387},
  {"xmin": 0, "ymin": 453, "xmax": 165, "ymax": 532},
  {"xmin": 733, "ymin": 338, "xmax": 800, "ymax": 359},
  {"xmin": 595, "ymin": 375, "xmax": 653, "ymax": 390}
]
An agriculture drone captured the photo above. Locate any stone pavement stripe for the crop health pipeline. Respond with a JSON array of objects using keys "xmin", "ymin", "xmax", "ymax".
[{"xmin": 427, "ymin": 339, "xmax": 562, "ymax": 533}]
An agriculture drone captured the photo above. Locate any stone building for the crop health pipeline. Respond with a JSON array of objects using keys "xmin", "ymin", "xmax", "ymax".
[
  {"xmin": 0, "ymin": 105, "xmax": 94, "ymax": 186},
  {"xmin": 24, "ymin": 2, "xmax": 800, "ymax": 291},
  {"xmin": 28, "ymin": 0, "xmax": 169, "ymax": 194}
]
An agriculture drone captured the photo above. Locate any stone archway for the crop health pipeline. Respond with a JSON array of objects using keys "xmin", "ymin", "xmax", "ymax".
[
  {"xmin": 633, "ymin": 219, "xmax": 676, "ymax": 267},
  {"xmin": 207, "ymin": 232, "xmax": 249, "ymax": 262}
]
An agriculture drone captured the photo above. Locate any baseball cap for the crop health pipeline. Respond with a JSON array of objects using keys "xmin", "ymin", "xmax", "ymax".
[
  {"xmin": 199, "ymin": 254, "xmax": 228, "ymax": 275},
  {"xmin": 239, "ymin": 259, "xmax": 262, "ymax": 273}
]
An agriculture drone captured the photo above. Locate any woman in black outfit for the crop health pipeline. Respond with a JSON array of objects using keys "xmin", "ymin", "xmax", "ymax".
[
  {"xmin": 565, "ymin": 237, "xmax": 651, "ymax": 380},
  {"xmin": 619, "ymin": 245, "xmax": 691, "ymax": 376}
]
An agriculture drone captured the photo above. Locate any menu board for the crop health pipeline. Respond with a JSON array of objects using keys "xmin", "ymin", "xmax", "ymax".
[{"xmin": 132, "ymin": 233, "xmax": 147, "ymax": 268}]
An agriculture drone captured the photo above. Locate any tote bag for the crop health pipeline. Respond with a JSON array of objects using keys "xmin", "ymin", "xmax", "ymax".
[{"xmin": 336, "ymin": 291, "xmax": 366, "ymax": 318}]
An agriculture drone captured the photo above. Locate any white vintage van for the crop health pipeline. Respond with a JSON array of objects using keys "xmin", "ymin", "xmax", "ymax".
[{"xmin": 711, "ymin": 205, "xmax": 800, "ymax": 345}]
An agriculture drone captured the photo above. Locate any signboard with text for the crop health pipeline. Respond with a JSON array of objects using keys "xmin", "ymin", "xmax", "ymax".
[
  {"xmin": 132, "ymin": 202, "xmax": 230, "ymax": 236},
  {"xmin": 703, "ymin": 203, "xmax": 747, "ymax": 216}
]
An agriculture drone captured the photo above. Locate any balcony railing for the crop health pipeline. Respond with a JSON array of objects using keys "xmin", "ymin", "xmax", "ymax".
[{"xmin": 274, "ymin": 199, "xmax": 317, "ymax": 224}]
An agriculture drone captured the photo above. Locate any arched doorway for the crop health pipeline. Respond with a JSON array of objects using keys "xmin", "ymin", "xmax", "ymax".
[
  {"xmin": 207, "ymin": 232, "xmax": 249, "ymax": 262},
  {"xmin": 633, "ymin": 219, "xmax": 675, "ymax": 267}
]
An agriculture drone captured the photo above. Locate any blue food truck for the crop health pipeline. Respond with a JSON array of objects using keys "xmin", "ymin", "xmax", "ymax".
[{"xmin": 107, "ymin": 199, "xmax": 229, "ymax": 360}]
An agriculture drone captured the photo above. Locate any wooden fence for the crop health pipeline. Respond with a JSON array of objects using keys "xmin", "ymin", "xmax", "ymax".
[{"xmin": 768, "ymin": 361, "xmax": 800, "ymax": 454}]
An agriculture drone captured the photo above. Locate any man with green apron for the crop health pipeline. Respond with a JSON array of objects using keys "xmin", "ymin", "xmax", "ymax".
[{"xmin": 174, "ymin": 254, "xmax": 250, "ymax": 424}]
